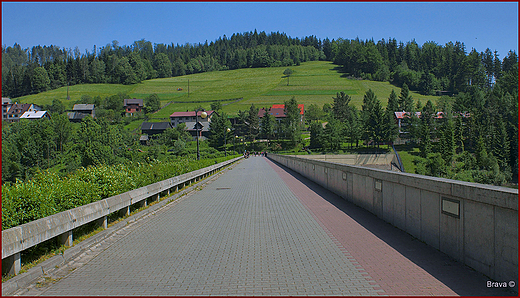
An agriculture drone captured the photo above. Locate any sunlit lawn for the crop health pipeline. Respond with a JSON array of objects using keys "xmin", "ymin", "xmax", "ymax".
[
  {"xmin": 15, "ymin": 61, "xmax": 438, "ymax": 119},
  {"xmin": 393, "ymin": 145, "xmax": 421, "ymax": 174}
]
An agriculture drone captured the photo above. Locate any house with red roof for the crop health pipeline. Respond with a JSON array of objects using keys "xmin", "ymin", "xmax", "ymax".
[
  {"xmin": 394, "ymin": 111, "xmax": 470, "ymax": 139},
  {"xmin": 258, "ymin": 104, "xmax": 304, "ymax": 123}
]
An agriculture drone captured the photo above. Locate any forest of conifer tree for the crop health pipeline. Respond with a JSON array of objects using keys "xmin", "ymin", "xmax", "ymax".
[{"xmin": 2, "ymin": 31, "xmax": 518, "ymax": 99}]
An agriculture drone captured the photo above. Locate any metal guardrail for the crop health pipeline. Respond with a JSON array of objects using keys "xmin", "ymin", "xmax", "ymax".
[
  {"xmin": 2, "ymin": 156, "xmax": 242, "ymax": 276},
  {"xmin": 391, "ymin": 144, "xmax": 405, "ymax": 172}
]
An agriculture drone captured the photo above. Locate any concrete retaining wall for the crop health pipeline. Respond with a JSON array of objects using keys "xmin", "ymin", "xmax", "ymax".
[
  {"xmin": 2, "ymin": 157, "xmax": 242, "ymax": 276},
  {"xmin": 268, "ymin": 153, "xmax": 518, "ymax": 284}
]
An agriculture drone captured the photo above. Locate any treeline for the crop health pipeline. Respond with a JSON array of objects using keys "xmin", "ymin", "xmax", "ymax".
[
  {"xmin": 2, "ymin": 31, "xmax": 323, "ymax": 98},
  {"xmin": 330, "ymin": 38, "xmax": 518, "ymax": 96},
  {"xmin": 4, "ymin": 31, "xmax": 517, "ymax": 100}
]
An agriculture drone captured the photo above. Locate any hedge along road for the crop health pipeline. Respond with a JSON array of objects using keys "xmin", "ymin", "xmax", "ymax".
[{"xmin": 19, "ymin": 156, "xmax": 515, "ymax": 296}]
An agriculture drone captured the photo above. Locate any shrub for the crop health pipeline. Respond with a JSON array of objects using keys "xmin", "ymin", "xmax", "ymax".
[{"xmin": 2, "ymin": 156, "xmax": 234, "ymax": 230}]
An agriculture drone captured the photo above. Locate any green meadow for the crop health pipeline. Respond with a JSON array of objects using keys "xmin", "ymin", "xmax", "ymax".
[{"xmin": 14, "ymin": 61, "xmax": 438, "ymax": 119}]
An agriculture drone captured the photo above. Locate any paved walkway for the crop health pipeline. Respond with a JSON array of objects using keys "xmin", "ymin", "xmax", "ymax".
[{"xmin": 25, "ymin": 157, "xmax": 515, "ymax": 296}]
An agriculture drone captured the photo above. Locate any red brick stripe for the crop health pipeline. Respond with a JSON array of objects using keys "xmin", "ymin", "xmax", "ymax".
[{"xmin": 266, "ymin": 158, "xmax": 458, "ymax": 296}]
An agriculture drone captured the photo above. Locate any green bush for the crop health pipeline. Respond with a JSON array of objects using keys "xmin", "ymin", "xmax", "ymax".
[{"xmin": 2, "ymin": 156, "xmax": 235, "ymax": 230}]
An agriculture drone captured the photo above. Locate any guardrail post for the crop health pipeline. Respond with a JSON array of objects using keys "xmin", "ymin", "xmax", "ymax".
[
  {"xmin": 97, "ymin": 216, "xmax": 108, "ymax": 229},
  {"xmin": 2, "ymin": 252, "xmax": 21, "ymax": 276},
  {"xmin": 119, "ymin": 206, "xmax": 130, "ymax": 217},
  {"xmin": 58, "ymin": 230, "xmax": 73, "ymax": 247}
]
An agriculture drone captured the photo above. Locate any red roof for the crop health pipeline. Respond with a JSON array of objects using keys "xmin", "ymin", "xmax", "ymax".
[
  {"xmin": 271, "ymin": 104, "xmax": 304, "ymax": 115},
  {"xmin": 170, "ymin": 110, "xmax": 215, "ymax": 118},
  {"xmin": 259, "ymin": 104, "xmax": 305, "ymax": 118},
  {"xmin": 394, "ymin": 111, "xmax": 421, "ymax": 119}
]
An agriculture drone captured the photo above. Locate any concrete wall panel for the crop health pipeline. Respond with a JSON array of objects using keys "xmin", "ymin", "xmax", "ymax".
[
  {"xmin": 351, "ymin": 173, "xmax": 365, "ymax": 209},
  {"xmin": 373, "ymin": 179, "xmax": 383, "ymax": 219},
  {"xmin": 405, "ymin": 186, "xmax": 421, "ymax": 239},
  {"xmin": 440, "ymin": 200, "xmax": 464, "ymax": 263},
  {"xmin": 330, "ymin": 168, "xmax": 348, "ymax": 201},
  {"xmin": 393, "ymin": 183, "xmax": 406, "ymax": 231},
  {"xmin": 347, "ymin": 172, "xmax": 353, "ymax": 201},
  {"xmin": 364, "ymin": 176, "xmax": 374, "ymax": 213},
  {"xmin": 382, "ymin": 181, "xmax": 394, "ymax": 225},
  {"xmin": 314, "ymin": 164, "xmax": 328, "ymax": 188},
  {"xmin": 451, "ymin": 182, "xmax": 518, "ymax": 210},
  {"xmin": 463, "ymin": 200, "xmax": 494, "ymax": 277},
  {"xmin": 420, "ymin": 190, "xmax": 440, "ymax": 250},
  {"xmin": 494, "ymin": 207, "xmax": 518, "ymax": 282},
  {"xmin": 327, "ymin": 167, "xmax": 340, "ymax": 197}
]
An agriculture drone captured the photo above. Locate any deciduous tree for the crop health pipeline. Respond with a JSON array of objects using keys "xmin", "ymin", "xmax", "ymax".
[{"xmin": 145, "ymin": 93, "xmax": 161, "ymax": 113}]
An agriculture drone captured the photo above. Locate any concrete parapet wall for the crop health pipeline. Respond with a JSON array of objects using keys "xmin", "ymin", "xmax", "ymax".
[
  {"xmin": 268, "ymin": 153, "xmax": 518, "ymax": 284},
  {"xmin": 2, "ymin": 156, "xmax": 242, "ymax": 276},
  {"xmin": 296, "ymin": 153, "xmax": 394, "ymax": 165}
]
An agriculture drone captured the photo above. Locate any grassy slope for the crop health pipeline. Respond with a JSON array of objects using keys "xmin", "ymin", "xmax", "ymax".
[
  {"xmin": 12, "ymin": 61, "xmax": 440, "ymax": 172},
  {"xmin": 14, "ymin": 61, "xmax": 437, "ymax": 118}
]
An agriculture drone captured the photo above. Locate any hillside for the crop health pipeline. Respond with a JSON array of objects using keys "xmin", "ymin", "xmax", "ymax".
[{"xmin": 14, "ymin": 61, "xmax": 438, "ymax": 120}]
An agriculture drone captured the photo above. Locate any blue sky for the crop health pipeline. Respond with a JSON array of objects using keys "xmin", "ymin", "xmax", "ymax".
[{"xmin": 2, "ymin": 2, "xmax": 518, "ymax": 58}]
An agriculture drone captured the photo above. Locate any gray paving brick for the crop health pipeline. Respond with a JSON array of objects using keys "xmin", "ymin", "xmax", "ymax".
[
  {"xmin": 18, "ymin": 156, "xmax": 512, "ymax": 296},
  {"xmin": 33, "ymin": 158, "xmax": 380, "ymax": 296}
]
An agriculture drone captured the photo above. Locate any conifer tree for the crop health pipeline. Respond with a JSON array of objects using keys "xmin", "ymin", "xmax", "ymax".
[
  {"xmin": 346, "ymin": 106, "xmax": 362, "ymax": 148},
  {"xmin": 371, "ymin": 98, "xmax": 386, "ymax": 148},
  {"xmin": 260, "ymin": 110, "xmax": 275, "ymax": 142},
  {"xmin": 492, "ymin": 118, "xmax": 510, "ymax": 170},
  {"xmin": 398, "ymin": 83, "xmax": 413, "ymax": 111},
  {"xmin": 361, "ymin": 89, "xmax": 385, "ymax": 147},
  {"xmin": 309, "ymin": 121, "xmax": 323, "ymax": 149},
  {"xmin": 323, "ymin": 118, "xmax": 342, "ymax": 151},
  {"xmin": 454, "ymin": 114, "xmax": 465, "ymax": 153},
  {"xmin": 386, "ymin": 89, "xmax": 399, "ymax": 112},
  {"xmin": 247, "ymin": 104, "xmax": 260, "ymax": 141},
  {"xmin": 362, "ymin": 89, "xmax": 377, "ymax": 145},
  {"xmin": 284, "ymin": 97, "xmax": 301, "ymax": 147},
  {"xmin": 440, "ymin": 116, "xmax": 456, "ymax": 162},
  {"xmin": 332, "ymin": 91, "xmax": 351, "ymax": 120}
]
